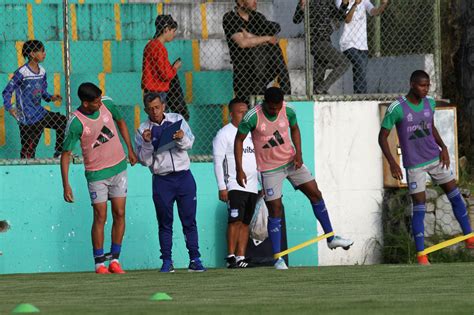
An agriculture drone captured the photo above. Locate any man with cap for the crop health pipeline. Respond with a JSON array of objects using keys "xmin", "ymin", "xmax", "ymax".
[{"xmin": 142, "ymin": 14, "xmax": 189, "ymax": 120}]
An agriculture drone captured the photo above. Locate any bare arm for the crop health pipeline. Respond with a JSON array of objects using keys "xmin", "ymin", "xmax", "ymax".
[
  {"xmin": 60, "ymin": 151, "xmax": 74, "ymax": 203},
  {"xmin": 378, "ymin": 128, "xmax": 403, "ymax": 180},
  {"xmin": 345, "ymin": 0, "xmax": 361, "ymax": 23},
  {"xmin": 234, "ymin": 132, "xmax": 247, "ymax": 187},
  {"xmin": 290, "ymin": 123, "xmax": 303, "ymax": 169},
  {"xmin": 370, "ymin": 0, "xmax": 388, "ymax": 16},
  {"xmin": 116, "ymin": 119, "xmax": 137, "ymax": 166},
  {"xmin": 432, "ymin": 125, "xmax": 449, "ymax": 169}
]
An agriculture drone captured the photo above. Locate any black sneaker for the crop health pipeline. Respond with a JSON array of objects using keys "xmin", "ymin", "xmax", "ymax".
[
  {"xmin": 236, "ymin": 258, "xmax": 252, "ymax": 268},
  {"xmin": 225, "ymin": 256, "xmax": 237, "ymax": 269}
]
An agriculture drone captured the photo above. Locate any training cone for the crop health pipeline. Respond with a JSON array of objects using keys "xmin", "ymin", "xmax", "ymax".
[
  {"xmin": 11, "ymin": 303, "xmax": 40, "ymax": 313},
  {"xmin": 150, "ymin": 292, "xmax": 173, "ymax": 301}
]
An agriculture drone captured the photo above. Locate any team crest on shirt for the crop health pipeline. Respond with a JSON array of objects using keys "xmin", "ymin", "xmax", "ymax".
[
  {"xmin": 90, "ymin": 192, "xmax": 97, "ymax": 200},
  {"xmin": 84, "ymin": 126, "xmax": 91, "ymax": 135},
  {"xmin": 410, "ymin": 182, "xmax": 417, "ymax": 190},
  {"xmin": 423, "ymin": 110, "xmax": 431, "ymax": 117},
  {"xmin": 230, "ymin": 209, "xmax": 239, "ymax": 218},
  {"xmin": 260, "ymin": 123, "xmax": 267, "ymax": 131},
  {"xmin": 266, "ymin": 188, "xmax": 274, "ymax": 196},
  {"xmin": 407, "ymin": 113, "xmax": 413, "ymax": 122},
  {"xmin": 103, "ymin": 116, "xmax": 110, "ymax": 123}
]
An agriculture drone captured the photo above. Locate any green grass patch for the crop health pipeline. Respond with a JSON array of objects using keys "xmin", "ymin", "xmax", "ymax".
[{"xmin": 1, "ymin": 264, "xmax": 474, "ymax": 314}]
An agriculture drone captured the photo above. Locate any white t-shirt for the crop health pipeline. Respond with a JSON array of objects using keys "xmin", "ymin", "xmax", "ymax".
[
  {"xmin": 212, "ymin": 123, "xmax": 258, "ymax": 194},
  {"xmin": 335, "ymin": 0, "xmax": 374, "ymax": 51}
]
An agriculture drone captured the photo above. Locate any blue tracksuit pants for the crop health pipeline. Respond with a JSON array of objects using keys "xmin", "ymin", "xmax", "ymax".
[{"xmin": 152, "ymin": 170, "xmax": 200, "ymax": 261}]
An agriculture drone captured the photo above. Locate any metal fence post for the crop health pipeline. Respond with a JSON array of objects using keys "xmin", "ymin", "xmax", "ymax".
[
  {"xmin": 62, "ymin": 0, "xmax": 72, "ymax": 117},
  {"xmin": 304, "ymin": 0, "xmax": 313, "ymax": 98},
  {"xmin": 374, "ymin": 0, "xmax": 381, "ymax": 57},
  {"xmin": 433, "ymin": 0, "xmax": 443, "ymax": 99}
]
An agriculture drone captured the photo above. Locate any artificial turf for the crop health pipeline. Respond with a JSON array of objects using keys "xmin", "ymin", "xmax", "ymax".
[{"xmin": 1, "ymin": 263, "xmax": 474, "ymax": 314}]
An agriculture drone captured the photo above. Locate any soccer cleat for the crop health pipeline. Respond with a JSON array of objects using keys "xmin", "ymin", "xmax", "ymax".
[
  {"xmin": 465, "ymin": 237, "xmax": 474, "ymax": 249},
  {"xmin": 327, "ymin": 236, "xmax": 354, "ymax": 250},
  {"xmin": 108, "ymin": 261, "xmax": 126, "ymax": 274},
  {"xmin": 160, "ymin": 260, "xmax": 175, "ymax": 273},
  {"xmin": 225, "ymin": 256, "xmax": 237, "ymax": 269},
  {"xmin": 274, "ymin": 258, "xmax": 288, "ymax": 270},
  {"xmin": 95, "ymin": 265, "xmax": 111, "ymax": 274},
  {"xmin": 417, "ymin": 254, "xmax": 430, "ymax": 266},
  {"xmin": 188, "ymin": 258, "xmax": 207, "ymax": 272}
]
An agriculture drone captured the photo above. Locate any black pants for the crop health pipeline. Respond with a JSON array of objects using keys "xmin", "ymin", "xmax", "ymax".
[
  {"xmin": 312, "ymin": 40, "xmax": 350, "ymax": 94},
  {"xmin": 19, "ymin": 111, "xmax": 67, "ymax": 159},
  {"xmin": 233, "ymin": 44, "xmax": 291, "ymax": 103}
]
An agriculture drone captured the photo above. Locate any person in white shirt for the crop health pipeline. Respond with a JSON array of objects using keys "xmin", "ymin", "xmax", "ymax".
[
  {"xmin": 336, "ymin": 0, "xmax": 389, "ymax": 94},
  {"xmin": 213, "ymin": 98, "xmax": 259, "ymax": 268}
]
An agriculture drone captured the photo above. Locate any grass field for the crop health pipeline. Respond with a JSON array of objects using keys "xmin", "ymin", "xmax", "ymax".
[{"xmin": 1, "ymin": 263, "xmax": 474, "ymax": 314}]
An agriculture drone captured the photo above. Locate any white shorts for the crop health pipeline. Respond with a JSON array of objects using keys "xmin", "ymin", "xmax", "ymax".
[
  {"xmin": 406, "ymin": 160, "xmax": 455, "ymax": 194},
  {"xmin": 87, "ymin": 170, "xmax": 128, "ymax": 204}
]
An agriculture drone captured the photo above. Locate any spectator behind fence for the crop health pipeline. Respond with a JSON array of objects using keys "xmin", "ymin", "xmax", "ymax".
[
  {"xmin": 135, "ymin": 92, "xmax": 206, "ymax": 273},
  {"xmin": 2, "ymin": 40, "xmax": 67, "ymax": 159},
  {"xmin": 213, "ymin": 98, "xmax": 259, "ymax": 268},
  {"xmin": 336, "ymin": 0, "xmax": 389, "ymax": 94},
  {"xmin": 61, "ymin": 82, "xmax": 138, "ymax": 274},
  {"xmin": 142, "ymin": 14, "xmax": 189, "ymax": 120},
  {"xmin": 223, "ymin": 0, "xmax": 291, "ymax": 103},
  {"xmin": 293, "ymin": 0, "xmax": 350, "ymax": 95}
]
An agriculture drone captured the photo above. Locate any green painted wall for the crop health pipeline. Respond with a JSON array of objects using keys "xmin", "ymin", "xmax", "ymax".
[{"xmin": 0, "ymin": 102, "xmax": 317, "ymax": 274}]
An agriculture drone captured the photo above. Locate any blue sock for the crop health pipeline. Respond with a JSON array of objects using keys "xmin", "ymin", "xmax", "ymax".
[
  {"xmin": 311, "ymin": 200, "xmax": 334, "ymax": 242},
  {"xmin": 268, "ymin": 217, "xmax": 282, "ymax": 256},
  {"xmin": 412, "ymin": 204, "xmax": 426, "ymax": 252},
  {"xmin": 93, "ymin": 248, "xmax": 105, "ymax": 264},
  {"xmin": 447, "ymin": 188, "xmax": 472, "ymax": 235},
  {"xmin": 111, "ymin": 243, "xmax": 122, "ymax": 260}
]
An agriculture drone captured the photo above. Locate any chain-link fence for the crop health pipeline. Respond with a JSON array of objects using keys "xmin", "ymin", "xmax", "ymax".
[{"xmin": 0, "ymin": 0, "xmax": 442, "ymax": 163}]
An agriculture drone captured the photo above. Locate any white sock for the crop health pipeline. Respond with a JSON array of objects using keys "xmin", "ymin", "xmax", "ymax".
[
  {"xmin": 227, "ymin": 254, "xmax": 235, "ymax": 258},
  {"xmin": 111, "ymin": 259, "xmax": 119, "ymax": 264},
  {"xmin": 236, "ymin": 256, "xmax": 245, "ymax": 262},
  {"xmin": 95, "ymin": 263, "xmax": 105, "ymax": 270}
]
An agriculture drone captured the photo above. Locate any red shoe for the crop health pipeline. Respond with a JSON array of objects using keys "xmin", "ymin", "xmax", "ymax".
[
  {"xmin": 417, "ymin": 254, "xmax": 430, "ymax": 266},
  {"xmin": 95, "ymin": 265, "xmax": 111, "ymax": 274},
  {"xmin": 108, "ymin": 261, "xmax": 126, "ymax": 274},
  {"xmin": 465, "ymin": 237, "xmax": 474, "ymax": 249}
]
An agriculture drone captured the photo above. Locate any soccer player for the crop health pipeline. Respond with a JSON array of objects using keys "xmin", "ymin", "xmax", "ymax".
[
  {"xmin": 135, "ymin": 92, "xmax": 206, "ymax": 272},
  {"xmin": 379, "ymin": 70, "xmax": 474, "ymax": 265},
  {"xmin": 2, "ymin": 40, "xmax": 67, "ymax": 158},
  {"xmin": 235, "ymin": 87, "xmax": 353, "ymax": 270},
  {"xmin": 213, "ymin": 98, "xmax": 259, "ymax": 268},
  {"xmin": 61, "ymin": 83, "xmax": 138, "ymax": 274}
]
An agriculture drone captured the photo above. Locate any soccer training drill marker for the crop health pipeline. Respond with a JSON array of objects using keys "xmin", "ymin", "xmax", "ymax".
[
  {"xmin": 418, "ymin": 232, "xmax": 474, "ymax": 256},
  {"xmin": 274, "ymin": 231, "xmax": 334, "ymax": 259}
]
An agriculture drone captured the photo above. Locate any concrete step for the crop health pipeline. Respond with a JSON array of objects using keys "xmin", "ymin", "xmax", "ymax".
[
  {"xmin": 0, "ymin": 38, "xmax": 306, "ymax": 74},
  {"xmin": 0, "ymin": 2, "xmax": 275, "ymax": 41}
]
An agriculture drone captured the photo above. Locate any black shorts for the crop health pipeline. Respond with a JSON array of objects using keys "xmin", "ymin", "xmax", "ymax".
[{"xmin": 228, "ymin": 190, "xmax": 259, "ymax": 225}]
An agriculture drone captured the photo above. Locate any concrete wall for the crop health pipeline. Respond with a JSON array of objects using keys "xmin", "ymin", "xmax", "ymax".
[{"xmin": 313, "ymin": 101, "xmax": 384, "ymax": 265}]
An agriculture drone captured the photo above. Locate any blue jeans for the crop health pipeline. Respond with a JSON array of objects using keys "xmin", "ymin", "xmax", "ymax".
[{"xmin": 343, "ymin": 48, "xmax": 368, "ymax": 94}]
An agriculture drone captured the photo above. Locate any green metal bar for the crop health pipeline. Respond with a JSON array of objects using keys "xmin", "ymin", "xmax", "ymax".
[
  {"xmin": 374, "ymin": 0, "xmax": 381, "ymax": 57},
  {"xmin": 304, "ymin": 0, "xmax": 313, "ymax": 97},
  {"xmin": 433, "ymin": 0, "xmax": 443, "ymax": 98}
]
